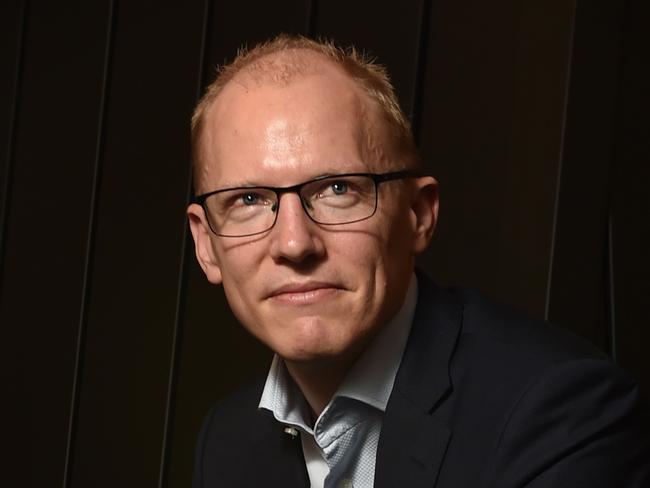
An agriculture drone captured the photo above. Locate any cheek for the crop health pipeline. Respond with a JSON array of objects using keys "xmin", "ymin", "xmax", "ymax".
[
  {"xmin": 214, "ymin": 243, "xmax": 265, "ymax": 298},
  {"xmin": 330, "ymin": 231, "xmax": 391, "ymax": 295},
  {"xmin": 370, "ymin": 208, "xmax": 417, "ymax": 283}
]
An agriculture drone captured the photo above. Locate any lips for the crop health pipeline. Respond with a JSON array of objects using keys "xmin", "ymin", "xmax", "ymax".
[
  {"xmin": 266, "ymin": 281, "xmax": 343, "ymax": 304},
  {"xmin": 270, "ymin": 281, "xmax": 338, "ymax": 295}
]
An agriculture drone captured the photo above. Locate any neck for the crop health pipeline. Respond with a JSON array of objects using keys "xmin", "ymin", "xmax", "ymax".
[{"xmin": 285, "ymin": 355, "xmax": 357, "ymax": 419}]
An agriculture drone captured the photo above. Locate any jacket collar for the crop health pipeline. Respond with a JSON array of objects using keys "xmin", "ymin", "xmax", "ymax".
[{"xmin": 375, "ymin": 271, "xmax": 463, "ymax": 487}]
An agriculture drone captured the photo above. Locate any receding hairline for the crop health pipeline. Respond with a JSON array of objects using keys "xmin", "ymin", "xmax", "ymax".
[
  {"xmin": 194, "ymin": 47, "xmax": 379, "ymax": 145},
  {"xmin": 208, "ymin": 49, "xmax": 373, "ymax": 121},
  {"xmin": 191, "ymin": 35, "xmax": 421, "ymax": 193},
  {"xmin": 233, "ymin": 47, "xmax": 330, "ymax": 86}
]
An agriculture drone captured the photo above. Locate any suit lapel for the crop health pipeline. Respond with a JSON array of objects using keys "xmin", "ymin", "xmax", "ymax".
[{"xmin": 375, "ymin": 274, "xmax": 463, "ymax": 487}]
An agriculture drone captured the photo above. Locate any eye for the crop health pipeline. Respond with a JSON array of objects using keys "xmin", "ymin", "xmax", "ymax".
[
  {"xmin": 330, "ymin": 181, "xmax": 348, "ymax": 195},
  {"xmin": 241, "ymin": 193, "xmax": 260, "ymax": 205}
]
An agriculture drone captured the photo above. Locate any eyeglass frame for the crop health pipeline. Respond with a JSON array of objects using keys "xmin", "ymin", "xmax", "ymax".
[{"xmin": 194, "ymin": 169, "xmax": 421, "ymax": 237}]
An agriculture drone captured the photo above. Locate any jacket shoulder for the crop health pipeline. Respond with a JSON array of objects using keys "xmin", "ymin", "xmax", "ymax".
[
  {"xmin": 413, "ymin": 279, "xmax": 650, "ymax": 486},
  {"xmin": 450, "ymin": 286, "xmax": 608, "ymax": 364}
]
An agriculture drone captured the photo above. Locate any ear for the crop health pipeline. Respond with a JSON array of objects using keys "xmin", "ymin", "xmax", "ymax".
[
  {"xmin": 187, "ymin": 203, "xmax": 223, "ymax": 284},
  {"xmin": 410, "ymin": 176, "xmax": 439, "ymax": 254}
]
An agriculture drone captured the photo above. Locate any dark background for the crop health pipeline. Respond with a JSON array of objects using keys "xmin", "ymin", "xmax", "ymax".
[{"xmin": 2, "ymin": 0, "xmax": 648, "ymax": 487}]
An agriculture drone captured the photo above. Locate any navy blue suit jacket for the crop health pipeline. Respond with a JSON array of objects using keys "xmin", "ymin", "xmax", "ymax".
[{"xmin": 193, "ymin": 274, "xmax": 650, "ymax": 487}]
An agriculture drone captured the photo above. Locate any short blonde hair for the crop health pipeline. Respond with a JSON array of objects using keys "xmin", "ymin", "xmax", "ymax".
[{"xmin": 191, "ymin": 34, "xmax": 420, "ymax": 191}]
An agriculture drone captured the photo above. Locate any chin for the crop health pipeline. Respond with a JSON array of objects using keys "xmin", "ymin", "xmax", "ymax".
[
  {"xmin": 279, "ymin": 350, "xmax": 333, "ymax": 365},
  {"xmin": 273, "ymin": 338, "xmax": 341, "ymax": 364},
  {"xmin": 252, "ymin": 313, "xmax": 375, "ymax": 365},
  {"xmin": 271, "ymin": 333, "xmax": 349, "ymax": 366},
  {"xmin": 272, "ymin": 330, "xmax": 368, "ymax": 369}
]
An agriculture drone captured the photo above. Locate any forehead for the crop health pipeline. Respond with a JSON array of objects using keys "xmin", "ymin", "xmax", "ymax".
[
  {"xmin": 212, "ymin": 57, "xmax": 368, "ymax": 138},
  {"xmin": 198, "ymin": 57, "xmax": 390, "ymax": 189}
]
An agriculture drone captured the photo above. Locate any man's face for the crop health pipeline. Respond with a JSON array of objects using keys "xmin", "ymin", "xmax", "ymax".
[{"xmin": 188, "ymin": 61, "xmax": 437, "ymax": 367}]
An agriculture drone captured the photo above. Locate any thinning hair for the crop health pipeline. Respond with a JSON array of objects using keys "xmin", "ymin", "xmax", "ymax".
[{"xmin": 191, "ymin": 34, "xmax": 420, "ymax": 192}]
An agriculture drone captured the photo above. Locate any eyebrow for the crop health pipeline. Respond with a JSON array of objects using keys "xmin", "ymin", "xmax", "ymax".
[{"xmin": 220, "ymin": 170, "xmax": 343, "ymax": 189}]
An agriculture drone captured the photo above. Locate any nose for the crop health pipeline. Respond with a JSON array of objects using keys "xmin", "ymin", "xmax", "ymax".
[{"xmin": 268, "ymin": 193, "xmax": 325, "ymax": 264}]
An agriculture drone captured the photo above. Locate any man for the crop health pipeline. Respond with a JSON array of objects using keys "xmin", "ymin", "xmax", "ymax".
[{"xmin": 187, "ymin": 34, "xmax": 649, "ymax": 487}]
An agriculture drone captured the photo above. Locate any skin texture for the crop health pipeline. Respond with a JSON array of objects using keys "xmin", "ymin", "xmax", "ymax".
[{"xmin": 188, "ymin": 54, "xmax": 439, "ymax": 415}]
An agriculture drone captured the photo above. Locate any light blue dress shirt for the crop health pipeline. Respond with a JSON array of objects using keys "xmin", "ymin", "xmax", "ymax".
[{"xmin": 259, "ymin": 274, "xmax": 418, "ymax": 487}]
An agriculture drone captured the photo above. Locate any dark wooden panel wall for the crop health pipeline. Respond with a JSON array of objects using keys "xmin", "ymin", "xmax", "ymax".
[{"xmin": 2, "ymin": 1, "xmax": 647, "ymax": 487}]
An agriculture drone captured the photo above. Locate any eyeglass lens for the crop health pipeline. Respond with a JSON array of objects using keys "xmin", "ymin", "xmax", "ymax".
[{"xmin": 203, "ymin": 174, "xmax": 378, "ymax": 236}]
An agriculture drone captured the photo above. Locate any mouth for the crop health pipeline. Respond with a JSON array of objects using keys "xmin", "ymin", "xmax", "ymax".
[{"xmin": 267, "ymin": 282, "xmax": 343, "ymax": 305}]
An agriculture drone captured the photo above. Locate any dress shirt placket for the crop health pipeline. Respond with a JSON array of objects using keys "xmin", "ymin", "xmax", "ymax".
[{"xmin": 317, "ymin": 398, "xmax": 377, "ymax": 488}]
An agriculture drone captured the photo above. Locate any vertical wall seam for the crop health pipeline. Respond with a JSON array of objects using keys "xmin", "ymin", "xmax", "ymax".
[
  {"xmin": 603, "ymin": 0, "xmax": 629, "ymax": 361},
  {"xmin": 0, "ymin": 0, "xmax": 29, "ymax": 293},
  {"xmin": 410, "ymin": 0, "xmax": 433, "ymax": 146},
  {"xmin": 306, "ymin": 0, "xmax": 318, "ymax": 36},
  {"xmin": 62, "ymin": 1, "xmax": 118, "ymax": 486},
  {"xmin": 156, "ymin": 1, "xmax": 213, "ymax": 486},
  {"xmin": 606, "ymin": 209, "xmax": 617, "ymax": 361},
  {"xmin": 544, "ymin": 0, "xmax": 578, "ymax": 321}
]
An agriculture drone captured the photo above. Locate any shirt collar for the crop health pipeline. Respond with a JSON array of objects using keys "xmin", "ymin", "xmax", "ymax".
[
  {"xmin": 335, "ymin": 273, "xmax": 417, "ymax": 411},
  {"xmin": 259, "ymin": 273, "xmax": 418, "ymax": 427},
  {"xmin": 258, "ymin": 354, "xmax": 313, "ymax": 429}
]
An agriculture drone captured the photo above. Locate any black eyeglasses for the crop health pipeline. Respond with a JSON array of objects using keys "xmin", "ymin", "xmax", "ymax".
[{"xmin": 195, "ymin": 170, "xmax": 419, "ymax": 237}]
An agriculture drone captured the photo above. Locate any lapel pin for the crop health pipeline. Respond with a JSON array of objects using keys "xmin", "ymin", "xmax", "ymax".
[{"xmin": 283, "ymin": 426, "xmax": 299, "ymax": 438}]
